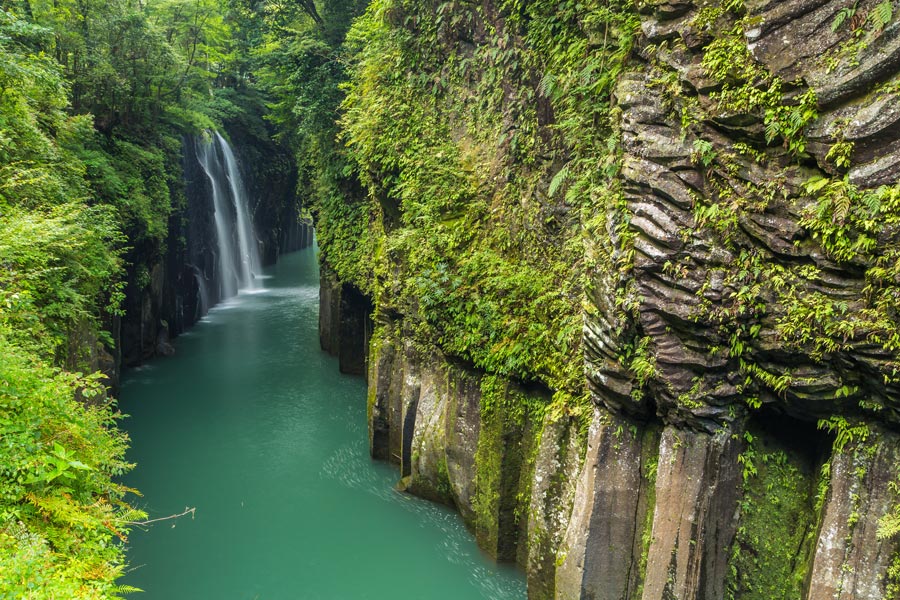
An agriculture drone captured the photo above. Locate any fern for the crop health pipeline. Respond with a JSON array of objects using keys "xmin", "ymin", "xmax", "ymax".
[
  {"xmin": 870, "ymin": 0, "xmax": 894, "ymax": 30},
  {"xmin": 537, "ymin": 72, "xmax": 555, "ymax": 98},
  {"xmin": 832, "ymin": 3, "xmax": 858, "ymax": 32},
  {"xmin": 764, "ymin": 110, "xmax": 782, "ymax": 144},
  {"xmin": 862, "ymin": 188, "xmax": 882, "ymax": 215},
  {"xmin": 692, "ymin": 138, "xmax": 716, "ymax": 166},
  {"xmin": 878, "ymin": 506, "xmax": 900, "ymax": 540},
  {"xmin": 548, "ymin": 162, "xmax": 570, "ymax": 197},
  {"xmin": 834, "ymin": 190, "xmax": 852, "ymax": 223},
  {"xmin": 818, "ymin": 416, "xmax": 869, "ymax": 453}
]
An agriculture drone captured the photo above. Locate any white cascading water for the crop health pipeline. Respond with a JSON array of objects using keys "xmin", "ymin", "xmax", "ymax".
[
  {"xmin": 196, "ymin": 135, "xmax": 238, "ymax": 299},
  {"xmin": 195, "ymin": 131, "xmax": 262, "ymax": 299},
  {"xmin": 215, "ymin": 131, "xmax": 262, "ymax": 291}
]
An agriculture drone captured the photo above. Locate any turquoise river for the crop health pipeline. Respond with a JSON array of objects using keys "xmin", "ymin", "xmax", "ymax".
[{"xmin": 121, "ymin": 246, "xmax": 526, "ymax": 599}]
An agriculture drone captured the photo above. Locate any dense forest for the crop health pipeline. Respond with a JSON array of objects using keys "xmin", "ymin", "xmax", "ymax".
[
  {"xmin": 4, "ymin": 0, "xmax": 900, "ymax": 597},
  {"xmin": 0, "ymin": 0, "xmax": 360, "ymax": 594}
]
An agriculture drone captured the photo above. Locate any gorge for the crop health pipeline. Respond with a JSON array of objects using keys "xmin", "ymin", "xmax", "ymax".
[
  {"xmin": 310, "ymin": 0, "xmax": 900, "ymax": 598},
  {"xmin": 3, "ymin": 0, "xmax": 900, "ymax": 599},
  {"xmin": 119, "ymin": 248, "xmax": 526, "ymax": 599}
]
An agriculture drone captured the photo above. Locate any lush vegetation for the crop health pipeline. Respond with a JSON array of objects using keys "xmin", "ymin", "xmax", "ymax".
[
  {"xmin": 1, "ymin": 9, "xmax": 135, "ymax": 595},
  {"xmin": 0, "ymin": 0, "xmax": 280, "ymax": 593},
  {"xmin": 296, "ymin": 0, "xmax": 900, "ymax": 591},
  {"xmin": 4, "ymin": 0, "xmax": 900, "ymax": 593},
  {"xmin": 261, "ymin": 0, "xmax": 639, "ymax": 423}
]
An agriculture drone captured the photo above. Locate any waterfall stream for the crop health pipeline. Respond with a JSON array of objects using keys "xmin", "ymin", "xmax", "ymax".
[
  {"xmin": 196, "ymin": 131, "xmax": 262, "ymax": 299},
  {"xmin": 216, "ymin": 131, "xmax": 263, "ymax": 291}
]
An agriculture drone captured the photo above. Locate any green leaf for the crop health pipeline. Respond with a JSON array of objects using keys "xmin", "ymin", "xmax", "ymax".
[
  {"xmin": 548, "ymin": 162, "xmax": 570, "ymax": 197},
  {"xmin": 871, "ymin": 0, "xmax": 894, "ymax": 30}
]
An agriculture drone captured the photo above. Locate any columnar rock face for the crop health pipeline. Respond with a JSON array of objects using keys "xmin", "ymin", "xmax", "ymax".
[
  {"xmin": 319, "ymin": 272, "xmax": 373, "ymax": 375},
  {"xmin": 579, "ymin": 1, "xmax": 900, "ymax": 597},
  {"xmin": 318, "ymin": 0, "xmax": 900, "ymax": 598},
  {"xmin": 808, "ymin": 426, "xmax": 900, "ymax": 600},
  {"xmin": 555, "ymin": 409, "xmax": 659, "ymax": 600},
  {"xmin": 321, "ymin": 311, "xmax": 585, "ymax": 596}
]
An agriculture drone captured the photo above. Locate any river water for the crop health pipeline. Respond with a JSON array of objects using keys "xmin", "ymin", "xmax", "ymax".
[{"xmin": 120, "ymin": 247, "xmax": 526, "ymax": 599}]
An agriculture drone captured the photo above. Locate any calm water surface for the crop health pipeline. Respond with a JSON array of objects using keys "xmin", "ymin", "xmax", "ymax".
[{"xmin": 121, "ymin": 247, "xmax": 526, "ymax": 599}]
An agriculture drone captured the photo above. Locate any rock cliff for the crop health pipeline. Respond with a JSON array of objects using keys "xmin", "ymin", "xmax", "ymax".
[{"xmin": 317, "ymin": 0, "xmax": 900, "ymax": 598}]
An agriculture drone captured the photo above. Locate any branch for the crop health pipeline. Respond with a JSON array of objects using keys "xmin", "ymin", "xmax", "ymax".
[
  {"xmin": 298, "ymin": 0, "xmax": 323, "ymax": 25},
  {"xmin": 128, "ymin": 506, "xmax": 196, "ymax": 526}
]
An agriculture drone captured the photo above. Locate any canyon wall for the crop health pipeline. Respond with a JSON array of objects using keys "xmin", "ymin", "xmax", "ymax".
[
  {"xmin": 318, "ymin": 0, "xmax": 900, "ymax": 598},
  {"xmin": 120, "ymin": 125, "xmax": 310, "ymax": 368}
]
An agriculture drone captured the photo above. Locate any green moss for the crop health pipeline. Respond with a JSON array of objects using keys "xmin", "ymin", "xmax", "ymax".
[
  {"xmin": 513, "ymin": 415, "xmax": 546, "ymax": 567},
  {"xmin": 435, "ymin": 454, "xmax": 454, "ymax": 499},
  {"xmin": 473, "ymin": 375, "xmax": 546, "ymax": 560},
  {"xmin": 634, "ymin": 424, "xmax": 660, "ymax": 598},
  {"xmin": 725, "ymin": 427, "xmax": 817, "ymax": 600},
  {"xmin": 296, "ymin": 0, "xmax": 643, "ymax": 415},
  {"xmin": 474, "ymin": 395, "xmax": 505, "ymax": 555},
  {"xmin": 366, "ymin": 326, "xmax": 385, "ymax": 426},
  {"xmin": 408, "ymin": 452, "xmax": 455, "ymax": 505}
]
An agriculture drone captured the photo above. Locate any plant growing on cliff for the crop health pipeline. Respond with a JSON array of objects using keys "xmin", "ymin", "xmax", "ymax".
[
  {"xmin": 331, "ymin": 0, "xmax": 641, "ymax": 402},
  {"xmin": 726, "ymin": 431, "xmax": 816, "ymax": 600}
]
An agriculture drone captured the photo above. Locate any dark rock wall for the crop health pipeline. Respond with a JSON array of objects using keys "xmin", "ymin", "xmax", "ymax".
[
  {"xmin": 120, "ymin": 129, "xmax": 309, "ymax": 367},
  {"xmin": 319, "ymin": 269, "xmax": 373, "ymax": 375}
]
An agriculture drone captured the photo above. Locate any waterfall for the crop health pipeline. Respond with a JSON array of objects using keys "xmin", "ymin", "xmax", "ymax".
[
  {"xmin": 195, "ymin": 131, "xmax": 262, "ymax": 299},
  {"xmin": 196, "ymin": 135, "xmax": 238, "ymax": 298},
  {"xmin": 215, "ymin": 132, "xmax": 262, "ymax": 291}
]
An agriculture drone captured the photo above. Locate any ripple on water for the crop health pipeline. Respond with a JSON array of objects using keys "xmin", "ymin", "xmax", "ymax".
[
  {"xmin": 120, "ymin": 249, "xmax": 526, "ymax": 600},
  {"xmin": 319, "ymin": 444, "xmax": 524, "ymax": 598}
]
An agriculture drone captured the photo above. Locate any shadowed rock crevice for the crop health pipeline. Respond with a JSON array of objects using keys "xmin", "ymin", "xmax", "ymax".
[{"xmin": 319, "ymin": 271, "xmax": 374, "ymax": 377}]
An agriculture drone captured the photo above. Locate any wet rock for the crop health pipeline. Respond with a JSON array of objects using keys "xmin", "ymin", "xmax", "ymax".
[
  {"xmin": 367, "ymin": 322, "xmax": 405, "ymax": 464},
  {"xmin": 155, "ymin": 326, "xmax": 175, "ymax": 357},
  {"xmin": 641, "ymin": 425, "xmax": 744, "ymax": 600},
  {"xmin": 318, "ymin": 271, "xmax": 342, "ymax": 356},
  {"xmin": 556, "ymin": 408, "xmax": 659, "ymax": 600},
  {"xmin": 807, "ymin": 425, "xmax": 900, "ymax": 600},
  {"xmin": 443, "ymin": 365, "xmax": 484, "ymax": 525},
  {"xmin": 337, "ymin": 283, "xmax": 373, "ymax": 376},
  {"xmin": 527, "ymin": 415, "xmax": 582, "ymax": 599}
]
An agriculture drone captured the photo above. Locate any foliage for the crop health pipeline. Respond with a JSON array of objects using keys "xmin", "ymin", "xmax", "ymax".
[
  {"xmin": 249, "ymin": 0, "xmax": 366, "ymax": 284},
  {"xmin": 0, "ymin": 9, "xmax": 142, "ymax": 594},
  {"xmin": 0, "ymin": 329, "xmax": 145, "ymax": 598},
  {"xmin": 312, "ymin": 0, "xmax": 640, "ymax": 401},
  {"xmin": 775, "ymin": 178, "xmax": 900, "ymax": 370},
  {"xmin": 0, "ymin": 203, "xmax": 124, "ymax": 359},
  {"xmin": 0, "ymin": 9, "xmax": 125, "ymax": 360},
  {"xmin": 726, "ymin": 430, "xmax": 816, "ymax": 600},
  {"xmin": 700, "ymin": 16, "xmax": 818, "ymax": 157},
  {"xmin": 0, "ymin": 0, "xmax": 260, "ymax": 593}
]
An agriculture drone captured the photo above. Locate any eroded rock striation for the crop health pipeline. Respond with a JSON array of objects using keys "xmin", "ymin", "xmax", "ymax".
[{"xmin": 318, "ymin": 0, "xmax": 900, "ymax": 598}]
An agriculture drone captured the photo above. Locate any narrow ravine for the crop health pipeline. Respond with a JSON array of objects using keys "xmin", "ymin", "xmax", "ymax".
[{"xmin": 119, "ymin": 246, "xmax": 526, "ymax": 599}]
